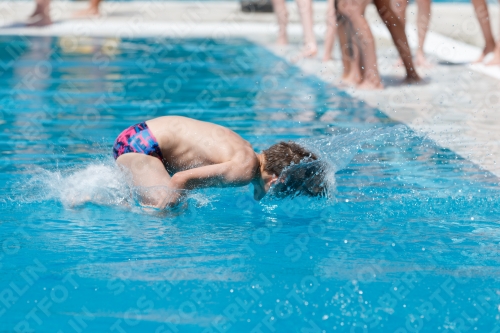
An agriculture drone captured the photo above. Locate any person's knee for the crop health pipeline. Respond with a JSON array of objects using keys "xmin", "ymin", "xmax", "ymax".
[
  {"xmin": 276, "ymin": 9, "xmax": 289, "ymax": 20},
  {"xmin": 338, "ymin": 5, "xmax": 359, "ymax": 18},
  {"xmin": 137, "ymin": 188, "xmax": 166, "ymax": 209},
  {"xmin": 153, "ymin": 190, "xmax": 182, "ymax": 210},
  {"xmin": 151, "ymin": 196, "xmax": 168, "ymax": 210}
]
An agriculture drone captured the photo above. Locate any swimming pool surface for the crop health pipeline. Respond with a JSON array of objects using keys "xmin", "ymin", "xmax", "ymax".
[{"xmin": 1, "ymin": 36, "xmax": 500, "ymax": 332}]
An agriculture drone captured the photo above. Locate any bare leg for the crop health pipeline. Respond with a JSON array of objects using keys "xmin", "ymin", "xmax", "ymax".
[
  {"xmin": 338, "ymin": 17, "xmax": 352, "ymax": 79},
  {"xmin": 392, "ymin": 0, "xmax": 432, "ymax": 68},
  {"xmin": 345, "ymin": 39, "xmax": 362, "ymax": 85},
  {"xmin": 486, "ymin": 0, "xmax": 500, "ymax": 65},
  {"xmin": 296, "ymin": 0, "xmax": 318, "ymax": 57},
  {"xmin": 73, "ymin": 0, "xmax": 102, "ymax": 17},
  {"xmin": 339, "ymin": 0, "xmax": 383, "ymax": 89},
  {"xmin": 116, "ymin": 153, "xmax": 179, "ymax": 209},
  {"xmin": 471, "ymin": 0, "xmax": 496, "ymax": 63},
  {"xmin": 391, "ymin": 0, "xmax": 407, "ymax": 23},
  {"xmin": 374, "ymin": 0, "xmax": 421, "ymax": 83},
  {"xmin": 272, "ymin": 0, "xmax": 289, "ymax": 45},
  {"xmin": 390, "ymin": 0, "xmax": 407, "ymax": 67},
  {"xmin": 338, "ymin": 16, "xmax": 362, "ymax": 85},
  {"xmin": 322, "ymin": 0, "xmax": 337, "ymax": 61},
  {"xmin": 414, "ymin": 0, "xmax": 432, "ymax": 67},
  {"xmin": 338, "ymin": 17, "xmax": 351, "ymax": 74},
  {"xmin": 28, "ymin": 0, "xmax": 52, "ymax": 26},
  {"xmin": 487, "ymin": 43, "xmax": 500, "ymax": 65}
]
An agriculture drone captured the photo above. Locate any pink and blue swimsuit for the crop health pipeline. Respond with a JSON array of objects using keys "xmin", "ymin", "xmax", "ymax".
[{"xmin": 112, "ymin": 122, "xmax": 164, "ymax": 162}]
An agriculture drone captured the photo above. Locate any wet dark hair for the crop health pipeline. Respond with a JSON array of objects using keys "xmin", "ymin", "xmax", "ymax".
[
  {"xmin": 263, "ymin": 141, "xmax": 327, "ymax": 198},
  {"xmin": 262, "ymin": 141, "xmax": 318, "ymax": 176},
  {"xmin": 271, "ymin": 161, "xmax": 328, "ymax": 198}
]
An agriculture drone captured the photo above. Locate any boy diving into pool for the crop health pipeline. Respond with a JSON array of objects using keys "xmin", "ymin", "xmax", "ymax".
[{"xmin": 113, "ymin": 116, "xmax": 323, "ymax": 209}]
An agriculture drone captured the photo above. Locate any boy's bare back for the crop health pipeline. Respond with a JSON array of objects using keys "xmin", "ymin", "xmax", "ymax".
[{"xmin": 146, "ymin": 116, "xmax": 257, "ymax": 175}]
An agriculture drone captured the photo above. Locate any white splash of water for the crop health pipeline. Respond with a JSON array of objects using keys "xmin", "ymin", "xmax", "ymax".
[
  {"xmin": 300, "ymin": 125, "xmax": 407, "ymax": 171},
  {"xmin": 14, "ymin": 161, "xmax": 214, "ymax": 210},
  {"xmin": 16, "ymin": 162, "xmax": 131, "ymax": 207},
  {"xmin": 269, "ymin": 125, "xmax": 408, "ymax": 200}
]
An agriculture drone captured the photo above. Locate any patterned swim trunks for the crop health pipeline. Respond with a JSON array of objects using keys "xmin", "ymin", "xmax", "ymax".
[{"xmin": 112, "ymin": 122, "xmax": 164, "ymax": 162}]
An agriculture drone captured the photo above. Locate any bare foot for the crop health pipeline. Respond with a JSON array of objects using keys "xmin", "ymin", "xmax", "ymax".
[
  {"xmin": 27, "ymin": 14, "xmax": 52, "ymax": 26},
  {"xmin": 322, "ymin": 55, "xmax": 333, "ymax": 62},
  {"xmin": 73, "ymin": 7, "xmax": 100, "ymax": 18},
  {"xmin": 341, "ymin": 70, "xmax": 361, "ymax": 86},
  {"xmin": 486, "ymin": 46, "xmax": 500, "ymax": 66},
  {"xmin": 302, "ymin": 42, "xmax": 318, "ymax": 58},
  {"xmin": 277, "ymin": 35, "xmax": 288, "ymax": 45},
  {"xmin": 356, "ymin": 78, "xmax": 383, "ymax": 90},
  {"xmin": 291, "ymin": 43, "xmax": 318, "ymax": 63},
  {"xmin": 474, "ymin": 45, "xmax": 495, "ymax": 64},
  {"xmin": 415, "ymin": 52, "xmax": 433, "ymax": 68},
  {"xmin": 67, "ymin": 194, "xmax": 92, "ymax": 208},
  {"xmin": 30, "ymin": 6, "xmax": 43, "ymax": 17},
  {"xmin": 403, "ymin": 73, "xmax": 422, "ymax": 85}
]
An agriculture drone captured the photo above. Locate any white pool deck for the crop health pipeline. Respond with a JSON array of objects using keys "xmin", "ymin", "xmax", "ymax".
[{"xmin": 1, "ymin": 1, "xmax": 500, "ymax": 177}]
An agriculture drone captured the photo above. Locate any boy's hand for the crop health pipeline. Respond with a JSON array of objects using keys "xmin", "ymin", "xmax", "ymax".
[
  {"xmin": 162, "ymin": 191, "xmax": 182, "ymax": 208},
  {"xmin": 164, "ymin": 174, "xmax": 187, "ymax": 208},
  {"xmin": 169, "ymin": 174, "xmax": 186, "ymax": 191}
]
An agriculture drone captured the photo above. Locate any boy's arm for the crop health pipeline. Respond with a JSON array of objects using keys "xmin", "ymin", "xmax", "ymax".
[{"xmin": 169, "ymin": 161, "xmax": 253, "ymax": 191}]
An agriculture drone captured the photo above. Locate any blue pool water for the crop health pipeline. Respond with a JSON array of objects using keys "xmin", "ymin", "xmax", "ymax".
[{"xmin": 1, "ymin": 36, "xmax": 500, "ymax": 332}]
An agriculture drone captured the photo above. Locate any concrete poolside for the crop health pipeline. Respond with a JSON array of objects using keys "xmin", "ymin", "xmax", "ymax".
[{"xmin": 1, "ymin": 1, "xmax": 500, "ymax": 176}]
